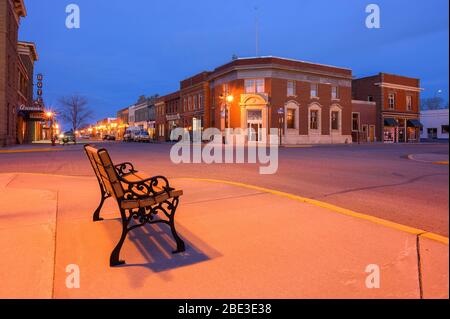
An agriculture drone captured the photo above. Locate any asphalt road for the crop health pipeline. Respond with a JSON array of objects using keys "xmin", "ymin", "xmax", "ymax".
[{"xmin": 0, "ymin": 141, "xmax": 448, "ymax": 236}]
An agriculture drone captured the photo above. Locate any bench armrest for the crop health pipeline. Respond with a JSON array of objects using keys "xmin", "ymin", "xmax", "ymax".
[
  {"xmin": 115, "ymin": 162, "xmax": 137, "ymax": 177},
  {"xmin": 120, "ymin": 175, "xmax": 174, "ymax": 199}
]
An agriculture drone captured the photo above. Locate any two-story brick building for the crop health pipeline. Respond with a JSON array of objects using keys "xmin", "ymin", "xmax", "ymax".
[
  {"xmin": 155, "ymin": 91, "xmax": 181, "ymax": 141},
  {"xmin": 207, "ymin": 57, "xmax": 353, "ymax": 144},
  {"xmin": 352, "ymin": 73, "xmax": 422, "ymax": 143}
]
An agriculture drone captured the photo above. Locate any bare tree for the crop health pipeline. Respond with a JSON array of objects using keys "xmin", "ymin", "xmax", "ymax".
[
  {"xmin": 58, "ymin": 95, "xmax": 94, "ymax": 143},
  {"xmin": 421, "ymin": 97, "xmax": 446, "ymax": 110}
]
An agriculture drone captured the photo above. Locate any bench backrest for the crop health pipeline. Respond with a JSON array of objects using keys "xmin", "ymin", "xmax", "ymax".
[{"xmin": 84, "ymin": 145, "xmax": 125, "ymax": 200}]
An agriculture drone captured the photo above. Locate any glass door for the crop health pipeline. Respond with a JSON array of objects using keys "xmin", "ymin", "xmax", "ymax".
[{"xmin": 247, "ymin": 110, "xmax": 263, "ymax": 142}]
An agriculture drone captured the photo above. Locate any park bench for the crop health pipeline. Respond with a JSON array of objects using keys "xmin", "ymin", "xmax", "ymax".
[{"xmin": 83, "ymin": 145, "xmax": 185, "ymax": 266}]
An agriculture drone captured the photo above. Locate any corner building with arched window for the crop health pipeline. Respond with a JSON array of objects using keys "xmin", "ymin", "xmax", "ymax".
[{"xmin": 203, "ymin": 56, "xmax": 353, "ymax": 144}]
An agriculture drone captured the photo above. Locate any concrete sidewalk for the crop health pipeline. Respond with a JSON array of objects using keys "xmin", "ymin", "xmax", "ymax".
[{"xmin": 0, "ymin": 173, "xmax": 447, "ymax": 299}]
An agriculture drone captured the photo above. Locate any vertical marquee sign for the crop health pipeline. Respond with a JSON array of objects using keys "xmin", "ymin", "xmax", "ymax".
[{"xmin": 36, "ymin": 73, "xmax": 43, "ymax": 108}]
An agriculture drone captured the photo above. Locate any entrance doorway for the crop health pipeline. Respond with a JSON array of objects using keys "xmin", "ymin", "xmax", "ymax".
[
  {"xmin": 369, "ymin": 125, "xmax": 375, "ymax": 142},
  {"xmin": 247, "ymin": 110, "xmax": 262, "ymax": 142},
  {"xmin": 427, "ymin": 128, "xmax": 438, "ymax": 139}
]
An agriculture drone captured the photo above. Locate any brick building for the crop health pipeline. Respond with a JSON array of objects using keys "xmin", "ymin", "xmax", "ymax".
[
  {"xmin": 206, "ymin": 57, "xmax": 353, "ymax": 144},
  {"xmin": 351, "ymin": 100, "xmax": 377, "ymax": 143},
  {"xmin": 155, "ymin": 91, "xmax": 181, "ymax": 141},
  {"xmin": 17, "ymin": 41, "xmax": 41, "ymax": 144},
  {"xmin": 0, "ymin": 0, "xmax": 26, "ymax": 146},
  {"xmin": 352, "ymin": 73, "xmax": 422, "ymax": 143},
  {"xmin": 180, "ymin": 72, "xmax": 210, "ymax": 135}
]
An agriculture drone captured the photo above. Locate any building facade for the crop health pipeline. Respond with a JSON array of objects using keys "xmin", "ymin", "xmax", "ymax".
[
  {"xmin": 208, "ymin": 57, "xmax": 353, "ymax": 144},
  {"xmin": 420, "ymin": 109, "xmax": 449, "ymax": 140},
  {"xmin": 155, "ymin": 91, "xmax": 181, "ymax": 141},
  {"xmin": 128, "ymin": 95, "xmax": 158, "ymax": 139},
  {"xmin": 16, "ymin": 41, "xmax": 42, "ymax": 144},
  {"xmin": 0, "ymin": 0, "xmax": 26, "ymax": 146},
  {"xmin": 351, "ymin": 100, "xmax": 377, "ymax": 143},
  {"xmin": 352, "ymin": 73, "xmax": 422, "ymax": 143},
  {"xmin": 116, "ymin": 107, "xmax": 129, "ymax": 140}
]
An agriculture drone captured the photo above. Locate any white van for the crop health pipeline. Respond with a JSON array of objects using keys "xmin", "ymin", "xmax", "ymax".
[{"xmin": 123, "ymin": 127, "xmax": 142, "ymax": 142}]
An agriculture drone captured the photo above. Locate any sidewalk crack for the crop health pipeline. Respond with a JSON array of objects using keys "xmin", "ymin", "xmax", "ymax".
[
  {"xmin": 51, "ymin": 190, "xmax": 59, "ymax": 299},
  {"xmin": 416, "ymin": 234, "xmax": 425, "ymax": 299}
]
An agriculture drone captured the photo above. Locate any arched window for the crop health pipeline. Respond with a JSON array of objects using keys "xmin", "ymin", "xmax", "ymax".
[
  {"xmin": 330, "ymin": 104, "xmax": 342, "ymax": 133},
  {"xmin": 285, "ymin": 101, "xmax": 300, "ymax": 131},
  {"xmin": 308, "ymin": 103, "xmax": 322, "ymax": 134}
]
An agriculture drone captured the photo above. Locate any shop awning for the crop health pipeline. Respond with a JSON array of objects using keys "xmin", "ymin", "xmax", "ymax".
[
  {"xmin": 384, "ymin": 118, "xmax": 398, "ymax": 127},
  {"xmin": 407, "ymin": 119, "xmax": 423, "ymax": 128}
]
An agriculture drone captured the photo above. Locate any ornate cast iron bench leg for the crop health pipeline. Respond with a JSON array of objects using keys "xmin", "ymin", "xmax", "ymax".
[
  {"xmin": 169, "ymin": 197, "xmax": 186, "ymax": 254},
  {"xmin": 93, "ymin": 188, "xmax": 110, "ymax": 222},
  {"xmin": 109, "ymin": 197, "xmax": 186, "ymax": 267},
  {"xmin": 110, "ymin": 210, "xmax": 129, "ymax": 267}
]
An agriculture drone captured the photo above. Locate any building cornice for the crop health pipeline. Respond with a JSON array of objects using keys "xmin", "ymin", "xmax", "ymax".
[
  {"xmin": 12, "ymin": 0, "xmax": 27, "ymax": 17},
  {"xmin": 18, "ymin": 41, "xmax": 39, "ymax": 61},
  {"xmin": 210, "ymin": 63, "xmax": 353, "ymax": 82},
  {"xmin": 374, "ymin": 82, "xmax": 423, "ymax": 92}
]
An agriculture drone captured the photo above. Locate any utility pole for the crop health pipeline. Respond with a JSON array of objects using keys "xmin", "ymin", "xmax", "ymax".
[{"xmin": 255, "ymin": 6, "xmax": 259, "ymax": 57}]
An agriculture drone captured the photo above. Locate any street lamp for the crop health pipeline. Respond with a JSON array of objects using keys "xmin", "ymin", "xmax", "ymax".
[
  {"xmin": 277, "ymin": 107, "xmax": 284, "ymax": 146},
  {"xmin": 46, "ymin": 111, "xmax": 56, "ymax": 146}
]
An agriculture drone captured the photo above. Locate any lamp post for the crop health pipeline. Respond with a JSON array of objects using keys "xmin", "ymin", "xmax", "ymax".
[
  {"xmin": 220, "ymin": 93, "xmax": 234, "ymax": 144},
  {"xmin": 46, "ymin": 111, "xmax": 55, "ymax": 146},
  {"xmin": 277, "ymin": 107, "xmax": 284, "ymax": 146}
]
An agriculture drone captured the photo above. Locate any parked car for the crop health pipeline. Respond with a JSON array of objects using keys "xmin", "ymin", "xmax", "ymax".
[
  {"xmin": 103, "ymin": 134, "xmax": 116, "ymax": 141},
  {"xmin": 59, "ymin": 131, "xmax": 76, "ymax": 145},
  {"xmin": 80, "ymin": 134, "xmax": 91, "ymax": 140},
  {"xmin": 134, "ymin": 131, "xmax": 151, "ymax": 143},
  {"xmin": 123, "ymin": 132, "xmax": 132, "ymax": 142}
]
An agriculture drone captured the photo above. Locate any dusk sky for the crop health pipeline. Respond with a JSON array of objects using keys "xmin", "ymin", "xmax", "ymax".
[{"xmin": 20, "ymin": 0, "xmax": 449, "ymax": 122}]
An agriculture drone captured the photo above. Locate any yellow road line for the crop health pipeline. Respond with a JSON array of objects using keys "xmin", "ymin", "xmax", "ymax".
[
  {"xmin": 433, "ymin": 161, "xmax": 449, "ymax": 165},
  {"xmin": 180, "ymin": 178, "xmax": 449, "ymax": 245},
  {"xmin": 0, "ymin": 148, "xmax": 64, "ymax": 154}
]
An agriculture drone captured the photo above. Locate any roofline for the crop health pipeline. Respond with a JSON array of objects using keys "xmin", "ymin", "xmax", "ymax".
[
  {"xmin": 208, "ymin": 56, "xmax": 353, "ymax": 81},
  {"xmin": 234, "ymin": 56, "xmax": 353, "ymax": 71},
  {"xmin": 14, "ymin": 0, "xmax": 27, "ymax": 17},
  {"xmin": 18, "ymin": 41, "xmax": 38, "ymax": 61}
]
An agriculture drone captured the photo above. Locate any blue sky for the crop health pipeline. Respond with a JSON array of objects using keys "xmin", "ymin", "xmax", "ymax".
[{"xmin": 20, "ymin": 0, "xmax": 449, "ymax": 121}]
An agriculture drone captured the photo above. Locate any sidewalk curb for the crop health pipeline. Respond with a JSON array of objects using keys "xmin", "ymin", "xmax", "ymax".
[{"xmin": 179, "ymin": 178, "xmax": 449, "ymax": 245}]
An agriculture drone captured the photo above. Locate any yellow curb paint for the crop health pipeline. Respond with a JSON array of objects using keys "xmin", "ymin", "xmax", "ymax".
[
  {"xmin": 0, "ymin": 173, "xmax": 447, "ymax": 245},
  {"xmin": 421, "ymin": 232, "xmax": 449, "ymax": 245},
  {"xmin": 433, "ymin": 161, "xmax": 449, "ymax": 165},
  {"xmin": 0, "ymin": 148, "xmax": 64, "ymax": 154},
  {"xmin": 180, "ymin": 177, "xmax": 449, "ymax": 245}
]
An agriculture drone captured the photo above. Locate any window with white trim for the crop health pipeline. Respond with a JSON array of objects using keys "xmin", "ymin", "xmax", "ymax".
[
  {"xmin": 406, "ymin": 95, "xmax": 412, "ymax": 111},
  {"xmin": 331, "ymin": 86, "xmax": 339, "ymax": 100},
  {"xmin": 287, "ymin": 108, "xmax": 295, "ymax": 129},
  {"xmin": 311, "ymin": 83, "xmax": 318, "ymax": 98},
  {"xmin": 388, "ymin": 93, "xmax": 396, "ymax": 109},
  {"xmin": 287, "ymin": 81, "xmax": 295, "ymax": 97},
  {"xmin": 310, "ymin": 110, "xmax": 319, "ymax": 130},
  {"xmin": 245, "ymin": 79, "xmax": 265, "ymax": 94},
  {"xmin": 331, "ymin": 111, "xmax": 339, "ymax": 130}
]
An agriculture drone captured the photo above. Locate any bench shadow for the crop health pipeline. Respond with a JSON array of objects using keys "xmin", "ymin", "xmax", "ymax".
[{"xmin": 106, "ymin": 218, "xmax": 215, "ymax": 273}]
